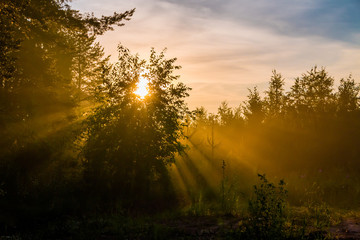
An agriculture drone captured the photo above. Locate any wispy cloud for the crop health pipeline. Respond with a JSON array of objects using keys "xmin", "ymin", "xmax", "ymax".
[{"xmin": 162, "ymin": 0, "xmax": 360, "ymax": 44}]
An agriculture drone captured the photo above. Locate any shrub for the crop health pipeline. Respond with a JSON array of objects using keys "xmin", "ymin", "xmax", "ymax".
[{"xmin": 247, "ymin": 174, "xmax": 288, "ymax": 240}]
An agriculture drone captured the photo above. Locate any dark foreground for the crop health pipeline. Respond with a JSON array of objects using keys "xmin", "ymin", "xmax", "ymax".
[{"xmin": 2, "ymin": 215, "xmax": 360, "ymax": 240}]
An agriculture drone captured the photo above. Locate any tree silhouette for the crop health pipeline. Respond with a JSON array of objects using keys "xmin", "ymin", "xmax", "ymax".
[
  {"xmin": 82, "ymin": 45, "xmax": 191, "ymax": 210},
  {"xmin": 290, "ymin": 66, "xmax": 335, "ymax": 114},
  {"xmin": 0, "ymin": 0, "xmax": 135, "ymax": 227},
  {"xmin": 265, "ymin": 70, "xmax": 285, "ymax": 120},
  {"xmin": 243, "ymin": 87, "xmax": 265, "ymax": 124},
  {"xmin": 218, "ymin": 101, "xmax": 235, "ymax": 126},
  {"xmin": 337, "ymin": 75, "xmax": 360, "ymax": 113}
]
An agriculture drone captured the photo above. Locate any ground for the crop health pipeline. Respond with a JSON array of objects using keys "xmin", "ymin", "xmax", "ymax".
[{"xmin": 330, "ymin": 218, "xmax": 360, "ymax": 240}]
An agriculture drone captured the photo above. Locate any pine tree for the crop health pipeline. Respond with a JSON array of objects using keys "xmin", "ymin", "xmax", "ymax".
[
  {"xmin": 337, "ymin": 75, "xmax": 360, "ymax": 113},
  {"xmin": 265, "ymin": 70, "xmax": 285, "ymax": 119},
  {"xmin": 218, "ymin": 101, "xmax": 234, "ymax": 126},
  {"xmin": 243, "ymin": 87, "xmax": 265, "ymax": 124}
]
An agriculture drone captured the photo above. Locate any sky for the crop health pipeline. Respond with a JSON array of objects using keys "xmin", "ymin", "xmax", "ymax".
[{"xmin": 70, "ymin": 0, "xmax": 360, "ymax": 112}]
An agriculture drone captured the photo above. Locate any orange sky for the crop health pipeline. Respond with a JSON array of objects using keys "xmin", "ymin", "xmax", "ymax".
[{"xmin": 71, "ymin": 0, "xmax": 360, "ymax": 112}]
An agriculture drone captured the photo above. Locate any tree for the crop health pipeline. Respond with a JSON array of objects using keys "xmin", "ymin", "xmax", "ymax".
[
  {"xmin": 82, "ymin": 45, "xmax": 191, "ymax": 209},
  {"xmin": 70, "ymin": 32, "xmax": 108, "ymax": 95},
  {"xmin": 0, "ymin": 0, "xmax": 134, "ymax": 154},
  {"xmin": 288, "ymin": 77, "xmax": 305, "ymax": 113},
  {"xmin": 265, "ymin": 70, "xmax": 285, "ymax": 119},
  {"xmin": 337, "ymin": 75, "xmax": 360, "ymax": 113},
  {"xmin": 0, "ymin": 0, "xmax": 135, "ymax": 223},
  {"xmin": 243, "ymin": 87, "xmax": 265, "ymax": 124},
  {"xmin": 304, "ymin": 66, "xmax": 335, "ymax": 112},
  {"xmin": 218, "ymin": 101, "xmax": 234, "ymax": 126},
  {"xmin": 288, "ymin": 66, "xmax": 335, "ymax": 114},
  {"xmin": 0, "ymin": 0, "xmax": 134, "ymax": 124},
  {"xmin": 193, "ymin": 106, "xmax": 208, "ymax": 126},
  {"xmin": 206, "ymin": 113, "xmax": 220, "ymax": 163}
]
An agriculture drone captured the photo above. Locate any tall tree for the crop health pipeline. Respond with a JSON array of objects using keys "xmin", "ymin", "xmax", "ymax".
[
  {"xmin": 0, "ymin": 0, "xmax": 134, "ymax": 222},
  {"xmin": 243, "ymin": 87, "xmax": 265, "ymax": 125},
  {"xmin": 293, "ymin": 66, "xmax": 335, "ymax": 113},
  {"xmin": 0, "ymin": 0, "xmax": 134, "ymax": 149},
  {"xmin": 0, "ymin": 0, "xmax": 134, "ymax": 124},
  {"xmin": 193, "ymin": 106, "xmax": 208, "ymax": 127},
  {"xmin": 264, "ymin": 70, "xmax": 285, "ymax": 119},
  {"xmin": 218, "ymin": 101, "xmax": 234, "ymax": 126},
  {"xmin": 70, "ymin": 31, "xmax": 109, "ymax": 98},
  {"xmin": 337, "ymin": 75, "xmax": 360, "ymax": 113}
]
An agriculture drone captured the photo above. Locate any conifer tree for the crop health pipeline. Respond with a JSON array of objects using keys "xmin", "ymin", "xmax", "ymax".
[
  {"xmin": 265, "ymin": 70, "xmax": 285, "ymax": 119},
  {"xmin": 243, "ymin": 87, "xmax": 265, "ymax": 124},
  {"xmin": 337, "ymin": 75, "xmax": 360, "ymax": 113}
]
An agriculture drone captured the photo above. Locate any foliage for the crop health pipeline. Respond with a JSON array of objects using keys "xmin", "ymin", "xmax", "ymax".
[
  {"xmin": 82, "ymin": 45, "xmax": 191, "ymax": 210},
  {"xmin": 287, "ymin": 66, "xmax": 335, "ymax": 115},
  {"xmin": 188, "ymin": 66, "xmax": 360, "ymax": 208},
  {"xmin": 218, "ymin": 101, "xmax": 235, "ymax": 126},
  {"xmin": 243, "ymin": 86, "xmax": 265, "ymax": 124},
  {"xmin": 0, "ymin": 0, "xmax": 134, "ymax": 141},
  {"xmin": 0, "ymin": 0, "xmax": 134, "ymax": 232},
  {"xmin": 246, "ymin": 174, "xmax": 288, "ymax": 239},
  {"xmin": 303, "ymin": 183, "xmax": 333, "ymax": 232},
  {"xmin": 337, "ymin": 75, "xmax": 360, "ymax": 113},
  {"xmin": 264, "ymin": 70, "xmax": 285, "ymax": 119}
]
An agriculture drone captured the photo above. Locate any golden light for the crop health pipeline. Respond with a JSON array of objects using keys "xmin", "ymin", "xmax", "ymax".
[{"xmin": 134, "ymin": 75, "xmax": 149, "ymax": 99}]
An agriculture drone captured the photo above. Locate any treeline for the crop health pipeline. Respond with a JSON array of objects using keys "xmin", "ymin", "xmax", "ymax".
[
  {"xmin": 186, "ymin": 68, "xmax": 360, "ymax": 207},
  {"xmin": 194, "ymin": 67, "xmax": 359, "ymax": 127}
]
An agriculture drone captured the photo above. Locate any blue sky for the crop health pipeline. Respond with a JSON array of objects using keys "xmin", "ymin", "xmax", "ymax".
[{"xmin": 70, "ymin": 0, "xmax": 360, "ymax": 112}]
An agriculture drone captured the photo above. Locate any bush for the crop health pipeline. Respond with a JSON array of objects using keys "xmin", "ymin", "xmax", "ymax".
[{"xmin": 247, "ymin": 174, "xmax": 288, "ymax": 240}]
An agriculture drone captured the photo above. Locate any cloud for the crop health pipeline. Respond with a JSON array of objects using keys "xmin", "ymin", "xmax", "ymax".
[{"xmin": 161, "ymin": 0, "xmax": 360, "ymax": 44}]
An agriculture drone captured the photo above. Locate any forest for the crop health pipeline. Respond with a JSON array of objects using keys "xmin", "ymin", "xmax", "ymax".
[{"xmin": 1, "ymin": 0, "xmax": 360, "ymax": 239}]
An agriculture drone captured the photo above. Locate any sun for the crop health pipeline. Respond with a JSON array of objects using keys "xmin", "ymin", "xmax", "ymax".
[{"xmin": 134, "ymin": 75, "xmax": 149, "ymax": 99}]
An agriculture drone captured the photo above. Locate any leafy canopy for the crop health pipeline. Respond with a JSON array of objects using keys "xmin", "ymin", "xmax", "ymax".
[{"xmin": 82, "ymin": 45, "xmax": 191, "ymax": 207}]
